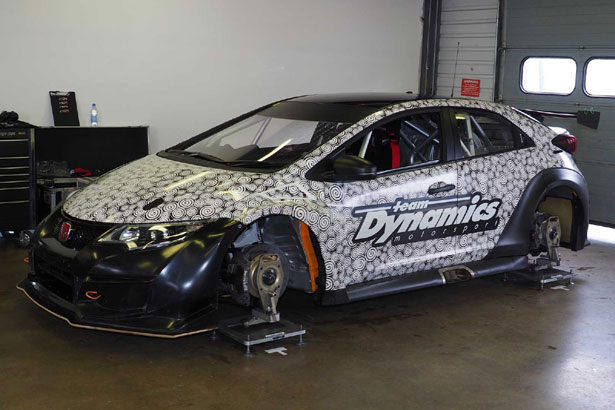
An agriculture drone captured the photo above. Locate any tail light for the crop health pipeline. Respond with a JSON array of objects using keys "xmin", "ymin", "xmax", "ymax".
[{"xmin": 551, "ymin": 133, "xmax": 577, "ymax": 154}]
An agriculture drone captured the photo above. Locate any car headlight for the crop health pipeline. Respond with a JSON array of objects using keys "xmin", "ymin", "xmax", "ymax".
[{"xmin": 97, "ymin": 222, "xmax": 204, "ymax": 250}]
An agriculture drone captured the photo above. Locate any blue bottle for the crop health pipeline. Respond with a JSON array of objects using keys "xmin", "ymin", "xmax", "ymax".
[{"xmin": 90, "ymin": 103, "xmax": 98, "ymax": 127}]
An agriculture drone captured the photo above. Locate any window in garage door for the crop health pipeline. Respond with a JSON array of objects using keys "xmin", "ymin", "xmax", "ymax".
[
  {"xmin": 497, "ymin": 0, "xmax": 615, "ymax": 225},
  {"xmin": 585, "ymin": 58, "xmax": 615, "ymax": 97},
  {"xmin": 521, "ymin": 57, "xmax": 577, "ymax": 95}
]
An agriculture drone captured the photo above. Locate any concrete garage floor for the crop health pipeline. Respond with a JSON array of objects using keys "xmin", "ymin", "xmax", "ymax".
[{"xmin": 1, "ymin": 227, "xmax": 614, "ymax": 410}]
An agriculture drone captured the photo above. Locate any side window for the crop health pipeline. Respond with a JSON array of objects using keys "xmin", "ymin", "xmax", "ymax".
[
  {"xmin": 516, "ymin": 128, "xmax": 534, "ymax": 148},
  {"xmin": 453, "ymin": 110, "xmax": 516, "ymax": 158},
  {"xmin": 342, "ymin": 111, "xmax": 442, "ymax": 173}
]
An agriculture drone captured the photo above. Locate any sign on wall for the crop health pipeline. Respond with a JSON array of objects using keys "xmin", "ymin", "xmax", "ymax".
[{"xmin": 461, "ymin": 79, "xmax": 481, "ymax": 97}]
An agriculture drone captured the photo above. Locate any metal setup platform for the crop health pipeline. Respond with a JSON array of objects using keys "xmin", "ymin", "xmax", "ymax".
[
  {"xmin": 213, "ymin": 252, "xmax": 306, "ymax": 356},
  {"xmin": 504, "ymin": 217, "xmax": 575, "ymax": 290},
  {"xmin": 216, "ymin": 314, "xmax": 306, "ymax": 357},
  {"xmin": 505, "ymin": 267, "xmax": 574, "ymax": 290}
]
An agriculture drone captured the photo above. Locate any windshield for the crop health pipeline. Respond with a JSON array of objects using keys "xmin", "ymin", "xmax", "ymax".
[{"xmin": 175, "ymin": 115, "xmax": 350, "ymax": 168}]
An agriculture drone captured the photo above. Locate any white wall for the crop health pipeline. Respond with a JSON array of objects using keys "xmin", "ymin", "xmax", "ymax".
[{"xmin": 0, "ymin": 0, "xmax": 424, "ymax": 152}]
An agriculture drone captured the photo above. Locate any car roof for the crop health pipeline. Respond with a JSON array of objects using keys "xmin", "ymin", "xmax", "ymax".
[
  {"xmin": 259, "ymin": 93, "xmax": 422, "ymax": 124},
  {"xmin": 290, "ymin": 92, "xmax": 419, "ymax": 107}
]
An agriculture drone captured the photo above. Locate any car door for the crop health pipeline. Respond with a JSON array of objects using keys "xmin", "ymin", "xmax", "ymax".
[
  {"xmin": 323, "ymin": 108, "xmax": 460, "ymax": 287},
  {"xmin": 448, "ymin": 107, "xmax": 534, "ymax": 264}
]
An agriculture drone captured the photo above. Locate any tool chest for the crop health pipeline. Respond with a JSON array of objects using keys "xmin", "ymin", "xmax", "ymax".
[{"xmin": 0, "ymin": 128, "xmax": 36, "ymax": 232}]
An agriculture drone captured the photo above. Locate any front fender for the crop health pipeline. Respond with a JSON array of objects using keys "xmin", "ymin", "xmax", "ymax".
[{"xmin": 147, "ymin": 218, "xmax": 243, "ymax": 318}]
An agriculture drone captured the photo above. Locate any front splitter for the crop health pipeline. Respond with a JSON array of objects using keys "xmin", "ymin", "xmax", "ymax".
[{"xmin": 17, "ymin": 280, "xmax": 220, "ymax": 338}]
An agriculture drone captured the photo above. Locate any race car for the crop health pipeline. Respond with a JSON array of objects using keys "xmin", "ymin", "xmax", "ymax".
[{"xmin": 18, "ymin": 93, "xmax": 589, "ymax": 337}]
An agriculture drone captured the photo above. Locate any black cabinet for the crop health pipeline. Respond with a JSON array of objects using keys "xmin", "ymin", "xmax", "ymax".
[
  {"xmin": 0, "ymin": 126, "xmax": 149, "ymax": 233},
  {"xmin": 0, "ymin": 128, "xmax": 36, "ymax": 231},
  {"xmin": 34, "ymin": 126, "xmax": 149, "ymax": 222},
  {"xmin": 35, "ymin": 126, "xmax": 148, "ymax": 176}
]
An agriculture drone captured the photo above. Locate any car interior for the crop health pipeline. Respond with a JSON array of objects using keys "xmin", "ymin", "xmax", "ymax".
[
  {"xmin": 343, "ymin": 112, "xmax": 442, "ymax": 173},
  {"xmin": 454, "ymin": 111, "xmax": 516, "ymax": 157}
]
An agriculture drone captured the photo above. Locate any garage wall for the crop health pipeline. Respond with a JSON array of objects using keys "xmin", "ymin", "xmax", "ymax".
[
  {"xmin": 498, "ymin": 0, "xmax": 615, "ymax": 225},
  {"xmin": 435, "ymin": 0, "xmax": 499, "ymax": 100},
  {"xmin": 0, "ymin": 0, "xmax": 424, "ymax": 152}
]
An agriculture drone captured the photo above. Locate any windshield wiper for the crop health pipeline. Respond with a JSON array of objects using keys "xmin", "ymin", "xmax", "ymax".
[
  {"xmin": 223, "ymin": 160, "xmax": 285, "ymax": 168},
  {"xmin": 165, "ymin": 149, "xmax": 226, "ymax": 163},
  {"xmin": 165, "ymin": 149, "xmax": 284, "ymax": 168}
]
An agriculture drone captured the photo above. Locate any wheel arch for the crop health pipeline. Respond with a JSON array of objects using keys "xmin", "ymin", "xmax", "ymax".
[
  {"xmin": 231, "ymin": 214, "xmax": 326, "ymax": 297},
  {"xmin": 487, "ymin": 167, "xmax": 589, "ymax": 258}
]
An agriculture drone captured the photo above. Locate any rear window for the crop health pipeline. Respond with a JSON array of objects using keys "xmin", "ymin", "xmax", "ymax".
[
  {"xmin": 585, "ymin": 58, "xmax": 615, "ymax": 97},
  {"xmin": 521, "ymin": 57, "xmax": 577, "ymax": 95}
]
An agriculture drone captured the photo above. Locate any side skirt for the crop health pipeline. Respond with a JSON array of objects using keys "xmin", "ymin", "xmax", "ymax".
[{"xmin": 320, "ymin": 256, "xmax": 528, "ymax": 305}]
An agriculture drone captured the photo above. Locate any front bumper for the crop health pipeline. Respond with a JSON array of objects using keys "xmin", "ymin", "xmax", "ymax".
[{"xmin": 19, "ymin": 214, "xmax": 243, "ymax": 337}]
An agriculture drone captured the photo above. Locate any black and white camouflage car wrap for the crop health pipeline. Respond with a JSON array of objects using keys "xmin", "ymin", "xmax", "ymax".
[{"xmin": 63, "ymin": 99, "xmax": 561, "ymax": 292}]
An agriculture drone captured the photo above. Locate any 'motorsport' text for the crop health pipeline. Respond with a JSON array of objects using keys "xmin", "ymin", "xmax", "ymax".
[{"xmin": 352, "ymin": 193, "xmax": 501, "ymax": 246}]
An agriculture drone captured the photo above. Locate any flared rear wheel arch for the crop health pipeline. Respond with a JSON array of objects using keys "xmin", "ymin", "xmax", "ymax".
[
  {"xmin": 535, "ymin": 185, "xmax": 586, "ymax": 250},
  {"xmin": 487, "ymin": 168, "xmax": 589, "ymax": 258}
]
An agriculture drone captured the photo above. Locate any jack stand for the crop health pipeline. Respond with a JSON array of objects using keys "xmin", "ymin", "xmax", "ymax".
[{"xmin": 242, "ymin": 308, "xmax": 280, "ymax": 328}]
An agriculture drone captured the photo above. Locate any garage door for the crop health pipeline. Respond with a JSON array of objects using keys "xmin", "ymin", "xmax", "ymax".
[
  {"xmin": 435, "ymin": 0, "xmax": 499, "ymax": 100},
  {"xmin": 498, "ymin": 0, "xmax": 615, "ymax": 225}
]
